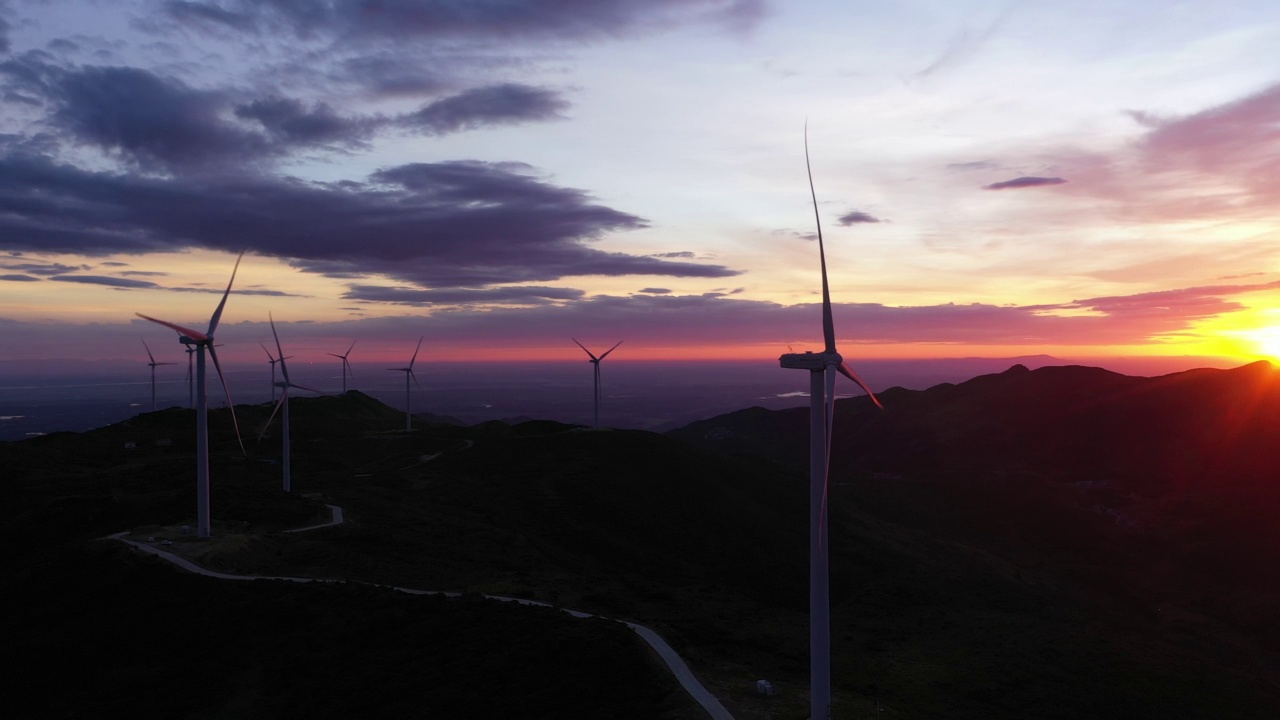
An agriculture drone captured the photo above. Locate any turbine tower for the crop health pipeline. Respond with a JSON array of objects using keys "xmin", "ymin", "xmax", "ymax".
[
  {"xmin": 137, "ymin": 251, "xmax": 246, "ymax": 539},
  {"xmin": 184, "ymin": 346, "xmax": 196, "ymax": 408},
  {"xmin": 141, "ymin": 339, "xmax": 176, "ymax": 412},
  {"xmin": 778, "ymin": 131, "xmax": 883, "ymax": 720},
  {"xmin": 261, "ymin": 343, "xmax": 282, "ymax": 402},
  {"xmin": 260, "ymin": 314, "xmax": 320, "ymax": 493},
  {"xmin": 572, "ymin": 339, "xmax": 622, "ymax": 429},
  {"xmin": 328, "ymin": 340, "xmax": 356, "ymax": 393},
  {"xmin": 389, "ymin": 337, "xmax": 424, "ymax": 431}
]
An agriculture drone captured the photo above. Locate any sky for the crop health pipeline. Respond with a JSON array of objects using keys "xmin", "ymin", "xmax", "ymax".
[{"xmin": 2, "ymin": 0, "xmax": 1280, "ymax": 371}]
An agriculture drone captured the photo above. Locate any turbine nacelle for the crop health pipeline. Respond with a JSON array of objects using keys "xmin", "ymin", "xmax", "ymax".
[{"xmin": 779, "ymin": 351, "xmax": 841, "ymax": 371}]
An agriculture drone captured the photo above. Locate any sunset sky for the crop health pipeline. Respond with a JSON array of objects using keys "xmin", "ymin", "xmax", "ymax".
[{"xmin": 2, "ymin": 0, "xmax": 1280, "ymax": 368}]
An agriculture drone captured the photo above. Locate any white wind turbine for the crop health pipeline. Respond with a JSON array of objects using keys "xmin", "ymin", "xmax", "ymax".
[
  {"xmin": 572, "ymin": 339, "xmax": 622, "ymax": 429},
  {"xmin": 259, "ymin": 315, "xmax": 321, "ymax": 494},
  {"xmin": 261, "ymin": 343, "xmax": 282, "ymax": 402},
  {"xmin": 389, "ymin": 337, "xmax": 424, "ymax": 431},
  {"xmin": 137, "ymin": 251, "xmax": 246, "ymax": 539},
  {"xmin": 778, "ymin": 132, "xmax": 883, "ymax": 720},
  {"xmin": 141, "ymin": 339, "xmax": 176, "ymax": 412},
  {"xmin": 329, "ymin": 340, "xmax": 356, "ymax": 393}
]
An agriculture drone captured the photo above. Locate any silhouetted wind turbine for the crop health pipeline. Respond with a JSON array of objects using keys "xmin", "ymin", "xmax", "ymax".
[
  {"xmin": 261, "ymin": 343, "xmax": 282, "ymax": 402},
  {"xmin": 328, "ymin": 340, "xmax": 356, "ymax": 393},
  {"xmin": 141, "ymin": 339, "xmax": 176, "ymax": 412},
  {"xmin": 259, "ymin": 315, "xmax": 321, "ymax": 493},
  {"xmin": 778, "ymin": 130, "xmax": 883, "ymax": 720},
  {"xmin": 572, "ymin": 338, "xmax": 622, "ymax": 429},
  {"xmin": 137, "ymin": 251, "xmax": 246, "ymax": 539},
  {"xmin": 389, "ymin": 337, "xmax": 424, "ymax": 431}
]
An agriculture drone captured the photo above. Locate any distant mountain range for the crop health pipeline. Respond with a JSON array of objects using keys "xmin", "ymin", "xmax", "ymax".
[{"xmin": 5, "ymin": 363, "xmax": 1280, "ymax": 718}]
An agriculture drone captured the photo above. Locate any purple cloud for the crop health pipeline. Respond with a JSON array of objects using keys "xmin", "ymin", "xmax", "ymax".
[
  {"xmin": 0, "ymin": 153, "xmax": 738, "ymax": 289},
  {"xmin": 51, "ymin": 275, "xmax": 160, "ymax": 288},
  {"xmin": 157, "ymin": 0, "xmax": 765, "ymax": 42},
  {"xmin": 836, "ymin": 211, "xmax": 881, "ymax": 225},
  {"xmin": 983, "ymin": 176, "xmax": 1067, "ymax": 190},
  {"xmin": 638, "ymin": 288, "xmax": 671, "ymax": 294},
  {"xmin": 344, "ymin": 285, "xmax": 585, "ymax": 306},
  {"xmin": 399, "ymin": 84, "xmax": 568, "ymax": 136},
  {"xmin": 0, "ymin": 274, "xmax": 38, "ymax": 282}
]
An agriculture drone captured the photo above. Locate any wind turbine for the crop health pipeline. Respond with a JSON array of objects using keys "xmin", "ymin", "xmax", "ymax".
[
  {"xmin": 137, "ymin": 251, "xmax": 246, "ymax": 539},
  {"xmin": 572, "ymin": 339, "xmax": 622, "ymax": 429},
  {"xmin": 261, "ymin": 343, "xmax": 282, "ymax": 402},
  {"xmin": 141, "ymin": 339, "xmax": 176, "ymax": 412},
  {"xmin": 328, "ymin": 340, "xmax": 356, "ymax": 393},
  {"xmin": 259, "ymin": 314, "xmax": 321, "ymax": 494},
  {"xmin": 389, "ymin": 337, "xmax": 424, "ymax": 431},
  {"xmin": 778, "ymin": 130, "xmax": 883, "ymax": 720}
]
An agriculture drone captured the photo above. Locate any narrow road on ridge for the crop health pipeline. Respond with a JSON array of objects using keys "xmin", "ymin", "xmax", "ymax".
[{"xmin": 108, "ymin": 500, "xmax": 736, "ymax": 720}]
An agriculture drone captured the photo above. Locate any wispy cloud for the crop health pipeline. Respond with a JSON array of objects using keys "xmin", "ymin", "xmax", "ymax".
[{"xmin": 983, "ymin": 176, "xmax": 1067, "ymax": 190}]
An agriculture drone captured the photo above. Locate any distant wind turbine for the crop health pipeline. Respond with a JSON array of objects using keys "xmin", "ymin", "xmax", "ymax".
[
  {"xmin": 778, "ymin": 129, "xmax": 883, "ymax": 720},
  {"xmin": 261, "ymin": 343, "xmax": 282, "ymax": 402},
  {"xmin": 137, "ymin": 251, "xmax": 247, "ymax": 539},
  {"xmin": 259, "ymin": 314, "xmax": 321, "ymax": 494},
  {"xmin": 389, "ymin": 337, "xmax": 424, "ymax": 431},
  {"xmin": 141, "ymin": 339, "xmax": 176, "ymax": 412},
  {"xmin": 328, "ymin": 340, "xmax": 356, "ymax": 393},
  {"xmin": 572, "ymin": 338, "xmax": 623, "ymax": 429}
]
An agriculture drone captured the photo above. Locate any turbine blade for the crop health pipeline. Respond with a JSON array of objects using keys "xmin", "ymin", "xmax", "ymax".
[
  {"xmin": 326, "ymin": 353, "xmax": 342, "ymax": 359},
  {"xmin": 137, "ymin": 313, "xmax": 208, "ymax": 342},
  {"xmin": 208, "ymin": 344, "xmax": 245, "ymax": 455},
  {"xmin": 408, "ymin": 336, "xmax": 424, "ymax": 369},
  {"xmin": 258, "ymin": 390, "xmax": 288, "ymax": 442},
  {"xmin": 820, "ymin": 364, "xmax": 837, "ymax": 556},
  {"xmin": 598, "ymin": 340, "xmax": 624, "ymax": 360},
  {"xmin": 346, "ymin": 340, "xmax": 357, "ymax": 355},
  {"xmin": 410, "ymin": 369, "xmax": 424, "ymax": 394},
  {"xmin": 207, "ymin": 250, "xmax": 245, "ymax": 336},
  {"xmin": 805, "ymin": 124, "xmax": 837, "ymax": 354},
  {"xmin": 289, "ymin": 381, "xmax": 324, "ymax": 394},
  {"xmin": 837, "ymin": 360, "xmax": 883, "ymax": 410},
  {"xmin": 571, "ymin": 337, "xmax": 599, "ymax": 361},
  {"xmin": 344, "ymin": 358, "xmax": 355, "ymax": 380},
  {"xmin": 261, "ymin": 343, "xmax": 276, "ymax": 362},
  {"xmin": 142, "ymin": 338, "xmax": 157, "ymax": 364}
]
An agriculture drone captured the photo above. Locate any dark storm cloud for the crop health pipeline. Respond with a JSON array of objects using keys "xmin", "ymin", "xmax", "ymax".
[
  {"xmin": 0, "ymin": 58, "xmax": 271, "ymax": 171},
  {"xmin": 49, "ymin": 65, "xmax": 269, "ymax": 171},
  {"xmin": 983, "ymin": 176, "xmax": 1067, "ymax": 190},
  {"xmin": 0, "ymin": 274, "xmax": 38, "ymax": 282},
  {"xmin": 158, "ymin": 0, "xmax": 765, "ymax": 42},
  {"xmin": 0, "ymin": 15, "xmax": 10, "ymax": 55},
  {"xmin": 51, "ymin": 274, "xmax": 160, "ymax": 288},
  {"xmin": 836, "ymin": 211, "xmax": 880, "ymax": 225},
  {"xmin": 0, "ymin": 152, "xmax": 738, "ymax": 287},
  {"xmin": 344, "ymin": 284, "xmax": 585, "ymax": 306},
  {"xmin": 399, "ymin": 84, "xmax": 568, "ymax": 135},
  {"xmin": 0, "ymin": 58, "xmax": 566, "ymax": 172}
]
